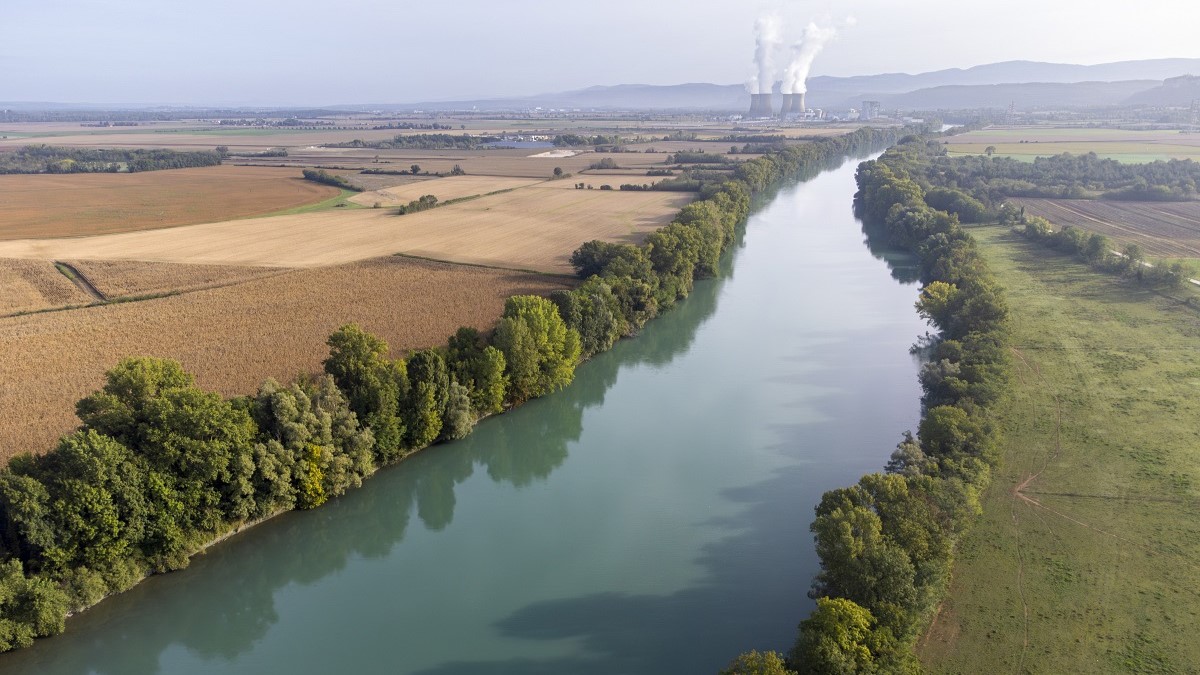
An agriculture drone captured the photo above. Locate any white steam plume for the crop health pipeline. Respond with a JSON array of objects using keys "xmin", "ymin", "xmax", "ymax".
[
  {"xmin": 749, "ymin": 15, "xmax": 782, "ymax": 95},
  {"xmin": 782, "ymin": 20, "xmax": 841, "ymax": 95}
]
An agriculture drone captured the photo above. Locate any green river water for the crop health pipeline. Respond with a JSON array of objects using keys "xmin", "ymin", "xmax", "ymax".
[{"xmin": 3, "ymin": 155, "xmax": 928, "ymax": 674}]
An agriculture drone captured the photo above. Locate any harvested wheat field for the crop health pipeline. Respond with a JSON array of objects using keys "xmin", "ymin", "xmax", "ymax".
[
  {"xmin": 0, "ymin": 256, "xmax": 569, "ymax": 459},
  {"xmin": 0, "ymin": 166, "xmax": 340, "ymax": 239},
  {"xmin": 0, "ymin": 185, "xmax": 693, "ymax": 274},
  {"xmin": 0, "ymin": 259, "xmax": 93, "ymax": 314},
  {"xmin": 64, "ymin": 259, "xmax": 281, "ymax": 298},
  {"xmin": 348, "ymin": 175, "xmax": 543, "ymax": 207}
]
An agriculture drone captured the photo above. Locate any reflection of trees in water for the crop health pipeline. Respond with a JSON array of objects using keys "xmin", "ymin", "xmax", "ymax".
[
  {"xmin": 12, "ymin": 233, "xmax": 735, "ymax": 675},
  {"xmin": 859, "ymin": 218, "xmax": 921, "ymax": 284}
]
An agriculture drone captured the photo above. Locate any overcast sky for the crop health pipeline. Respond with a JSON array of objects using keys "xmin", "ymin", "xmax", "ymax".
[{"xmin": 2, "ymin": 0, "xmax": 1198, "ymax": 106}]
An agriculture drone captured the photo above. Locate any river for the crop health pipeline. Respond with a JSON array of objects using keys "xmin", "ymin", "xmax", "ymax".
[{"xmin": 4, "ymin": 155, "xmax": 928, "ymax": 675}]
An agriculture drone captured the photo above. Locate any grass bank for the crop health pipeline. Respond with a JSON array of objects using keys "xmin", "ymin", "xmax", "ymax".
[{"xmin": 920, "ymin": 225, "xmax": 1200, "ymax": 673}]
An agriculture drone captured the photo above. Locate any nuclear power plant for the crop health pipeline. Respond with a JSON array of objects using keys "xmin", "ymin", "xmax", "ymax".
[
  {"xmin": 745, "ymin": 17, "xmax": 839, "ymax": 120},
  {"xmin": 747, "ymin": 93, "xmax": 775, "ymax": 118}
]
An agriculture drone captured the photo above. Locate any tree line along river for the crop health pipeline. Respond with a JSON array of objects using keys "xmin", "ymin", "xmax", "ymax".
[{"xmin": 3, "ymin": 153, "xmax": 929, "ymax": 675}]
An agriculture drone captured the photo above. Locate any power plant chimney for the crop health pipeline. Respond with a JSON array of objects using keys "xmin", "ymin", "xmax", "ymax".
[{"xmin": 748, "ymin": 93, "xmax": 774, "ymax": 118}]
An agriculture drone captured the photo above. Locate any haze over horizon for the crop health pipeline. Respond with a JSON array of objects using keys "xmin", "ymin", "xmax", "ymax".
[{"xmin": 3, "ymin": 0, "xmax": 1199, "ymax": 107}]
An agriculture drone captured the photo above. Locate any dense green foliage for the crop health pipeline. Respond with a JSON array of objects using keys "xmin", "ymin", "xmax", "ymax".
[
  {"xmin": 786, "ymin": 134, "xmax": 1012, "ymax": 673},
  {"xmin": 554, "ymin": 134, "xmax": 620, "ymax": 147},
  {"xmin": 0, "ymin": 145, "xmax": 221, "ymax": 174},
  {"xmin": 890, "ymin": 141, "xmax": 1200, "ymax": 202},
  {"xmin": 0, "ymin": 127, "xmax": 907, "ymax": 654},
  {"xmin": 301, "ymin": 169, "xmax": 361, "ymax": 191}
]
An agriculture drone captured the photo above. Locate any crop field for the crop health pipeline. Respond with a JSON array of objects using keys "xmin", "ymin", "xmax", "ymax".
[
  {"xmin": 0, "ymin": 166, "xmax": 339, "ymax": 239},
  {"xmin": 945, "ymin": 127, "xmax": 1200, "ymax": 163},
  {"xmin": 0, "ymin": 185, "xmax": 692, "ymax": 273},
  {"xmin": 0, "ymin": 256, "xmax": 569, "ymax": 459},
  {"xmin": 0, "ymin": 259, "xmax": 92, "ymax": 314},
  {"xmin": 65, "ymin": 259, "xmax": 280, "ymax": 299},
  {"xmin": 1013, "ymin": 198, "xmax": 1200, "ymax": 258},
  {"xmin": 347, "ymin": 175, "xmax": 543, "ymax": 207},
  {"xmin": 920, "ymin": 226, "xmax": 1200, "ymax": 674}
]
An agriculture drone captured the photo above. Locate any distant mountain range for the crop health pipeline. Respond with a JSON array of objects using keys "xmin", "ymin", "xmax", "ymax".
[
  {"xmin": 6, "ymin": 58, "xmax": 1200, "ymax": 114},
  {"xmin": 377, "ymin": 58, "xmax": 1200, "ymax": 113}
]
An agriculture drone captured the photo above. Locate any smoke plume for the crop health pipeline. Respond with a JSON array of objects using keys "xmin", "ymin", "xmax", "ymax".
[
  {"xmin": 749, "ymin": 15, "xmax": 782, "ymax": 95},
  {"xmin": 782, "ymin": 21, "xmax": 838, "ymax": 95}
]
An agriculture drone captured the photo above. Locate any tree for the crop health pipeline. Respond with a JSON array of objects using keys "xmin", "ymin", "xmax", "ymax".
[
  {"xmin": 0, "ymin": 559, "xmax": 69, "ymax": 651},
  {"xmin": 493, "ymin": 296, "xmax": 581, "ymax": 403},
  {"xmin": 5, "ymin": 431, "xmax": 148, "ymax": 574},
  {"xmin": 719, "ymin": 650, "xmax": 797, "ymax": 675},
  {"xmin": 324, "ymin": 324, "xmax": 407, "ymax": 463},
  {"xmin": 403, "ymin": 349, "xmax": 450, "ymax": 449},
  {"xmin": 984, "ymin": 145, "xmax": 996, "ymax": 156},
  {"xmin": 440, "ymin": 381, "xmax": 475, "ymax": 441},
  {"xmin": 791, "ymin": 597, "xmax": 875, "ymax": 675},
  {"xmin": 553, "ymin": 166, "xmax": 564, "ymax": 178},
  {"xmin": 410, "ymin": 164, "xmax": 421, "ymax": 175},
  {"xmin": 446, "ymin": 327, "xmax": 508, "ymax": 414},
  {"xmin": 75, "ymin": 357, "xmax": 258, "ymax": 541}
]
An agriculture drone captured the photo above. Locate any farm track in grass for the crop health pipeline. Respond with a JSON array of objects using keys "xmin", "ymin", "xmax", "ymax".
[
  {"xmin": 0, "ymin": 256, "xmax": 570, "ymax": 461},
  {"xmin": 0, "ymin": 184, "xmax": 693, "ymax": 274},
  {"xmin": 919, "ymin": 226, "xmax": 1200, "ymax": 674},
  {"xmin": 1013, "ymin": 198, "xmax": 1200, "ymax": 258},
  {"xmin": 0, "ymin": 166, "xmax": 341, "ymax": 239}
]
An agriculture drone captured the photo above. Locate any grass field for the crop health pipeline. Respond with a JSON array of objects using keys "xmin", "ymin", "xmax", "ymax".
[
  {"xmin": 0, "ymin": 256, "xmax": 570, "ymax": 460},
  {"xmin": 946, "ymin": 127, "xmax": 1200, "ymax": 163},
  {"xmin": 347, "ymin": 175, "xmax": 543, "ymax": 207},
  {"xmin": 919, "ymin": 226, "xmax": 1200, "ymax": 674},
  {"xmin": 0, "ymin": 166, "xmax": 340, "ymax": 239},
  {"xmin": 0, "ymin": 185, "xmax": 692, "ymax": 274},
  {"xmin": 1013, "ymin": 198, "xmax": 1200, "ymax": 258},
  {"xmin": 0, "ymin": 258, "xmax": 92, "ymax": 314}
]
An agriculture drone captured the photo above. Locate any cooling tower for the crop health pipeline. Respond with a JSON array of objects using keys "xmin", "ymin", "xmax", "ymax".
[
  {"xmin": 778, "ymin": 94, "xmax": 798, "ymax": 118},
  {"xmin": 747, "ymin": 93, "xmax": 774, "ymax": 118},
  {"xmin": 798, "ymin": 92, "xmax": 806, "ymax": 114}
]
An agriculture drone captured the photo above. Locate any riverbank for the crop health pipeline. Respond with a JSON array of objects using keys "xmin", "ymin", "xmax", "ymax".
[
  {"xmin": 0, "ymin": 138, "xmax": 930, "ymax": 674},
  {"xmin": 0, "ymin": 128, "xmax": 911, "ymax": 656},
  {"xmin": 920, "ymin": 225, "xmax": 1200, "ymax": 673}
]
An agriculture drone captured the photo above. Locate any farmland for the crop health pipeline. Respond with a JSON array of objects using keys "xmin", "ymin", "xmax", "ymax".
[
  {"xmin": 0, "ymin": 259, "xmax": 92, "ymax": 314},
  {"xmin": 0, "ymin": 255, "xmax": 569, "ymax": 459},
  {"xmin": 64, "ymin": 259, "xmax": 280, "ymax": 299},
  {"xmin": 347, "ymin": 175, "xmax": 543, "ymax": 207},
  {"xmin": 945, "ymin": 127, "xmax": 1200, "ymax": 163},
  {"xmin": 920, "ymin": 226, "xmax": 1200, "ymax": 673},
  {"xmin": 0, "ymin": 166, "xmax": 339, "ymax": 239},
  {"xmin": 0, "ymin": 184, "xmax": 693, "ymax": 273},
  {"xmin": 1013, "ymin": 198, "xmax": 1200, "ymax": 258}
]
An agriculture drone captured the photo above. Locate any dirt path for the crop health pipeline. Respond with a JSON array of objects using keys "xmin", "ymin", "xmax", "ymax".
[{"xmin": 53, "ymin": 261, "xmax": 106, "ymax": 303}]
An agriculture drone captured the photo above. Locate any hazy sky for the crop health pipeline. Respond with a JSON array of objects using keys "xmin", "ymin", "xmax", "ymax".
[{"xmin": 3, "ymin": 0, "xmax": 1198, "ymax": 106}]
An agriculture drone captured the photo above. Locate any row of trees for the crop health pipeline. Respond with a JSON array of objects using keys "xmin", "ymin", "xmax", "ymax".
[
  {"xmin": 1014, "ymin": 215, "xmax": 1190, "ymax": 288},
  {"xmin": 895, "ymin": 141, "xmax": 1200, "ymax": 203},
  {"xmin": 0, "ymin": 145, "xmax": 222, "ymax": 174},
  {"xmin": 772, "ymin": 135, "xmax": 1013, "ymax": 674},
  {"xmin": 0, "ymin": 126, "xmax": 907, "ymax": 654},
  {"xmin": 324, "ymin": 134, "xmax": 500, "ymax": 150},
  {"xmin": 301, "ymin": 169, "xmax": 361, "ymax": 191}
]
